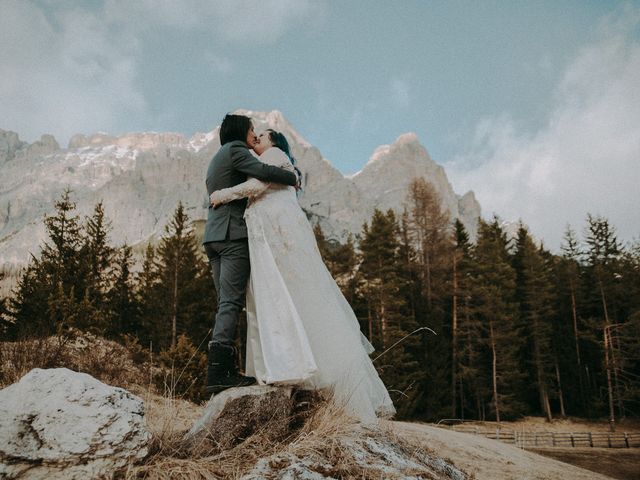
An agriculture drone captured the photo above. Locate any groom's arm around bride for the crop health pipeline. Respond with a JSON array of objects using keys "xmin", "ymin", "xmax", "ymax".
[{"xmin": 204, "ymin": 141, "xmax": 296, "ymax": 244}]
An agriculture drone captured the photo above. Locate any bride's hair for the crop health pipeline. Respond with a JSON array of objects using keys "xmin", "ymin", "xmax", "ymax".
[
  {"xmin": 267, "ymin": 130, "xmax": 302, "ymax": 184},
  {"xmin": 267, "ymin": 130, "xmax": 296, "ymax": 165}
]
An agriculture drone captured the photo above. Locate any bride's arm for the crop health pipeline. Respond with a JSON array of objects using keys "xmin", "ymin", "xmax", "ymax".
[
  {"xmin": 210, "ymin": 177, "xmax": 270, "ymax": 207},
  {"xmin": 210, "ymin": 148, "xmax": 296, "ymax": 207}
]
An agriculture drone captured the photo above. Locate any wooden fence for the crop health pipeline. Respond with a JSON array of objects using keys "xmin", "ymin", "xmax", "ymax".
[{"xmin": 445, "ymin": 425, "xmax": 640, "ymax": 448}]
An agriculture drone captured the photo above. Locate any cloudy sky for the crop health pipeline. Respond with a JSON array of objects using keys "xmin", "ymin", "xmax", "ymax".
[{"xmin": 1, "ymin": 0, "xmax": 639, "ymax": 249}]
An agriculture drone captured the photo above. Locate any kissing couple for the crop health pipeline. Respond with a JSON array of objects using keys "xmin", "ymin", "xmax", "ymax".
[{"xmin": 202, "ymin": 114, "xmax": 394, "ymax": 423}]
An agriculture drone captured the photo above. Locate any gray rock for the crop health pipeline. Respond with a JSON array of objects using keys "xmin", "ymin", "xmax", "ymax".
[
  {"xmin": 0, "ymin": 129, "xmax": 27, "ymax": 164},
  {"xmin": 26, "ymin": 134, "xmax": 59, "ymax": 157},
  {"xmin": 186, "ymin": 385, "xmax": 321, "ymax": 450},
  {"xmin": 242, "ymin": 423, "xmax": 468, "ymax": 479},
  {"xmin": 0, "ymin": 368, "xmax": 150, "ymax": 479}
]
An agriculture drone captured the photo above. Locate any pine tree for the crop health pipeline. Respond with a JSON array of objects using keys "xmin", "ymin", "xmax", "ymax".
[
  {"xmin": 0, "ymin": 292, "xmax": 13, "ymax": 340},
  {"xmin": 80, "ymin": 202, "xmax": 115, "ymax": 311},
  {"xmin": 406, "ymin": 178, "xmax": 453, "ymax": 420},
  {"xmin": 358, "ymin": 209, "xmax": 402, "ymax": 350},
  {"xmin": 470, "ymin": 218, "xmax": 525, "ymax": 422},
  {"xmin": 41, "ymin": 189, "xmax": 84, "ymax": 292},
  {"xmin": 313, "ymin": 224, "xmax": 358, "ymax": 301},
  {"xmin": 107, "ymin": 245, "xmax": 140, "ymax": 338},
  {"xmin": 556, "ymin": 225, "xmax": 587, "ymax": 415},
  {"xmin": 583, "ymin": 214, "xmax": 624, "ymax": 427},
  {"xmin": 406, "ymin": 178, "xmax": 451, "ymax": 311},
  {"xmin": 513, "ymin": 224, "xmax": 556, "ymax": 421},
  {"xmin": 46, "ymin": 282, "xmax": 77, "ymax": 331},
  {"xmin": 9, "ymin": 190, "xmax": 84, "ymax": 336},
  {"xmin": 357, "ymin": 209, "xmax": 421, "ymax": 417},
  {"xmin": 452, "ymin": 218, "xmax": 481, "ymax": 419},
  {"xmin": 313, "ymin": 224, "xmax": 331, "ymax": 260},
  {"xmin": 136, "ymin": 244, "xmax": 163, "ymax": 350},
  {"xmin": 9, "ymin": 261, "xmax": 49, "ymax": 336},
  {"xmin": 155, "ymin": 203, "xmax": 213, "ymax": 350},
  {"xmin": 610, "ymin": 309, "xmax": 640, "ymax": 414}
]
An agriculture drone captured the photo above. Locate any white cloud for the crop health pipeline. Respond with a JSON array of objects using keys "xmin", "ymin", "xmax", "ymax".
[
  {"xmin": 205, "ymin": 53, "xmax": 234, "ymax": 74},
  {"xmin": 104, "ymin": 0, "xmax": 205, "ymax": 29},
  {"xmin": 0, "ymin": 0, "xmax": 323, "ymax": 145},
  {"xmin": 213, "ymin": 0, "xmax": 325, "ymax": 44},
  {"xmin": 104, "ymin": 0, "xmax": 325, "ymax": 44},
  {"xmin": 0, "ymin": 1, "xmax": 145, "ymax": 145},
  {"xmin": 390, "ymin": 78, "xmax": 410, "ymax": 108},
  {"xmin": 448, "ymin": 9, "xmax": 640, "ymax": 249}
]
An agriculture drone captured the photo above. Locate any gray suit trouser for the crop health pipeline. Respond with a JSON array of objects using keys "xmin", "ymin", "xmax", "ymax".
[{"xmin": 204, "ymin": 238, "xmax": 250, "ymax": 347}]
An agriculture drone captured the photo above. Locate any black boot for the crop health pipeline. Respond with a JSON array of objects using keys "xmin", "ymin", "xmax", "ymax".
[{"xmin": 205, "ymin": 343, "xmax": 256, "ymax": 395}]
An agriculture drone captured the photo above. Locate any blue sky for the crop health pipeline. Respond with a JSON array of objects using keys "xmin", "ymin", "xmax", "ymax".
[{"xmin": 2, "ymin": 1, "xmax": 639, "ymax": 248}]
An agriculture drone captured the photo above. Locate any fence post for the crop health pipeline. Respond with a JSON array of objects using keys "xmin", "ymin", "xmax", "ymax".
[
  {"xmin": 496, "ymin": 428, "xmax": 500, "ymax": 441},
  {"xmin": 589, "ymin": 432, "xmax": 593, "ymax": 447},
  {"xmin": 570, "ymin": 433, "xmax": 575, "ymax": 447},
  {"xmin": 624, "ymin": 433, "xmax": 629, "ymax": 448},
  {"xmin": 608, "ymin": 434, "xmax": 612, "ymax": 448}
]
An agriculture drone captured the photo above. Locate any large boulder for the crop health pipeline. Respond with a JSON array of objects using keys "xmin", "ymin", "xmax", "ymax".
[
  {"xmin": 0, "ymin": 368, "xmax": 150, "ymax": 479},
  {"xmin": 186, "ymin": 385, "xmax": 321, "ymax": 449}
]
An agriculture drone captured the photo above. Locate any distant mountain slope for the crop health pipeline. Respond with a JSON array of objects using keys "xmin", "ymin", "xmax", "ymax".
[{"xmin": 0, "ymin": 110, "xmax": 480, "ymax": 269}]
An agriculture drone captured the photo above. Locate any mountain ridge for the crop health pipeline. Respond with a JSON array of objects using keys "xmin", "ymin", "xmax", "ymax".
[{"xmin": 0, "ymin": 110, "xmax": 480, "ymax": 271}]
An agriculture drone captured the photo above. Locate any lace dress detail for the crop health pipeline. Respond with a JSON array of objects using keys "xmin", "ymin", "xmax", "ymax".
[{"xmin": 212, "ymin": 147, "xmax": 395, "ymax": 423}]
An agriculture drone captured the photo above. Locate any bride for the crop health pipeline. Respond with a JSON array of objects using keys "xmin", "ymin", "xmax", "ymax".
[{"xmin": 210, "ymin": 129, "xmax": 395, "ymax": 423}]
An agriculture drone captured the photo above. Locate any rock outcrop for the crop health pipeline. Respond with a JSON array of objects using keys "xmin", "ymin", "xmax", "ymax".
[
  {"xmin": 243, "ymin": 434, "xmax": 468, "ymax": 480},
  {"xmin": 0, "ymin": 368, "xmax": 150, "ymax": 479},
  {"xmin": 186, "ymin": 385, "xmax": 321, "ymax": 449},
  {"xmin": 0, "ymin": 130, "xmax": 28, "ymax": 164},
  {"xmin": 183, "ymin": 385, "xmax": 467, "ymax": 479}
]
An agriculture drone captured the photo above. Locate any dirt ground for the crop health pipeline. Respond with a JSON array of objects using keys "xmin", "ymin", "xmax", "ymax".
[
  {"xmin": 531, "ymin": 448, "xmax": 640, "ymax": 480},
  {"xmin": 392, "ymin": 420, "xmax": 617, "ymax": 480}
]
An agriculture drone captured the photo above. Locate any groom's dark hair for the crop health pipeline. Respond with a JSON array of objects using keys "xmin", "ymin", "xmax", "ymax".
[{"xmin": 219, "ymin": 114, "xmax": 252, "ymax": 145}]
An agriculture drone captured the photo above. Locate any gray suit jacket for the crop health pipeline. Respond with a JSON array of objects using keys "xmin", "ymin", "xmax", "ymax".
[{"xmin": 203, "ymin": 140, "xmax": 297, "ymax": 243}]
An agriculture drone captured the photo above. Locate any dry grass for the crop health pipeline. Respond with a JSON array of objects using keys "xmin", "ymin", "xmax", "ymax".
[
  {"xmin": 0, "ymin": 329, "xmax": 150, "ymax": 390},
  {"xmin": 447, "ymin": 415, "xmax": 640, "ymax": 434},
  {"xmin": 125, "ymin": 390, "xmax": 340, "ymax": 480},
  {"xmin": 126, "ymin": 392, "xmax": 464, "ymax": 480}
]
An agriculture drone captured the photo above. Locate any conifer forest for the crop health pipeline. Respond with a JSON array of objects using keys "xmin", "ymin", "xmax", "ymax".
[{"xmin": 1, "ymin": 181, "xmax": 639, "ymax": 426}]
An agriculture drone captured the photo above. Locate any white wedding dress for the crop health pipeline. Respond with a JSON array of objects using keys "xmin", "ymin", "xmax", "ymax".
[{"xmin": 210, "ymin": 147, "xmax": 395, "ymax": 423}]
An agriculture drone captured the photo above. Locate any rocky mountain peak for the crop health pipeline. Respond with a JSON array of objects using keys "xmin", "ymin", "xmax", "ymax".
[
  {"xmin": 0, "ymin": 130, "xmax": 61, "ymax": 165},
  {"xmin": 236, "ymin": 109, "xmax": 312, "ymax": 148},
  {"xmin": 0, "ymin": 129, "xmax": 28, "ymax": 164},
  {"xmin": 357, "ymin": 132, "xmax": 435, "ymax": 178},
  {"xmin": 0, "ymin": 111, "xmax": 481, "ymax": 279},
  {"xmin": 345, "ymin": 132, "xmax": 479, "ymax": 239}
]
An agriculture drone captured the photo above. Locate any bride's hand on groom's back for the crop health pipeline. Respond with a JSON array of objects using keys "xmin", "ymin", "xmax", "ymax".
[{"xmin": 210, "ymin": 192, "xmax": 222, "ymax": 209}]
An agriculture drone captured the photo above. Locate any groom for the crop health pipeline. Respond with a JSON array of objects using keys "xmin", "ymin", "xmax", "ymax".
[{"xmin": 203, "ymin": 113, "xmax": 298, "ymax": 394}]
